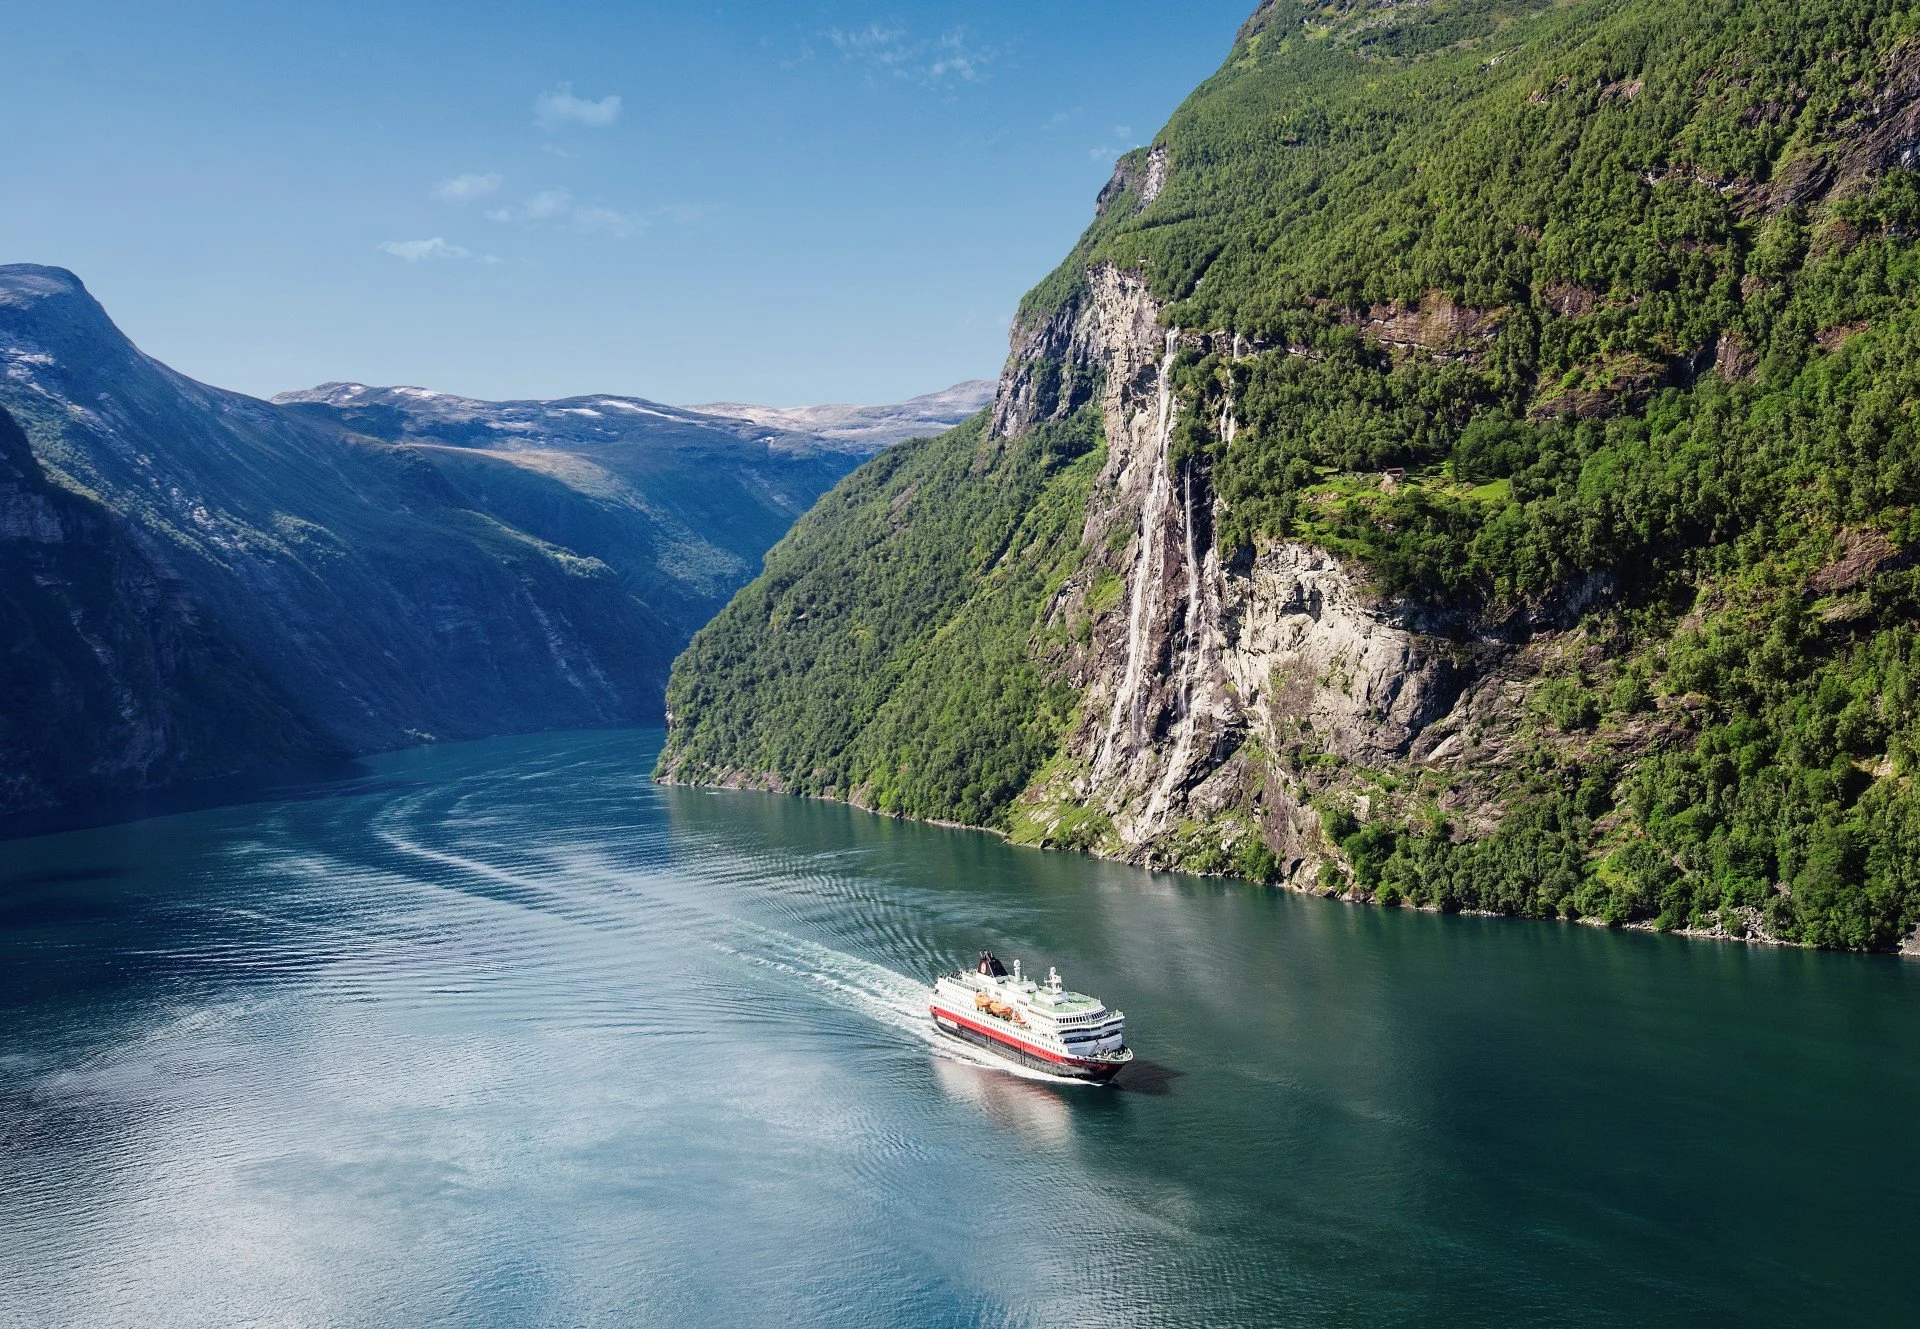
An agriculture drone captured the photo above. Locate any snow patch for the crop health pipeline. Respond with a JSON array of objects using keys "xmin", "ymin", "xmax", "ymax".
[{"xmin": 594, "ymin": 399, "xmax": 678, "ymax": 419}]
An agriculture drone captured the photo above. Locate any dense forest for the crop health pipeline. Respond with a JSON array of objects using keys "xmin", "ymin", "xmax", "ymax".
[
  {"xmin": 666, "ymin": 0, "xmax": 1920, "ymax": 950},
  {"xmin": 663, "ymin": 412, "xmax": 1098, "ymax": 826}
]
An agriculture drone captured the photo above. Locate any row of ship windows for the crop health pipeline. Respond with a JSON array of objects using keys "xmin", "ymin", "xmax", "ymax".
[{"xmin": 1056, "ymin": 1023, "xmax": 1121, "ymax": 1040}]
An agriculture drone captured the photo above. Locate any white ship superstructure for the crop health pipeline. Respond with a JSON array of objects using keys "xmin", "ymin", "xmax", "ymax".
[{"xmin": 929, "ymin": 952, "xmax": 1133, "ymax": 1082}]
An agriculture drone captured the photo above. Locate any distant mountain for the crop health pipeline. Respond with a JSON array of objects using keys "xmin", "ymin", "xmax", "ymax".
[
  {"xmin": 272, "ymin": 381, "xmax": 844, "ymax": 459},
  {"xmin": 273, "ymin": 378, "xmax": 992, "ymax": 458},
  {"xmin": 0, "ymin": 264, "xmax": 964, "ymax": 821},
  {"xmin": 266, "ymin": 379, "xmax": 988, "ymax": 603},
  {"xmin": 692, "ymin": 380, "xmax": 996, "ymax": 451}
]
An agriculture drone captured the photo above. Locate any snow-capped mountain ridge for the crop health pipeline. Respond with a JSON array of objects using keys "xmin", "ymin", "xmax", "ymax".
[{"xmin": 274, "ymin": 378, "xmax": 993, "ymax": 456}]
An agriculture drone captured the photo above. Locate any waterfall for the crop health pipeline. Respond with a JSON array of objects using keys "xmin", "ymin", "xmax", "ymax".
[
  {"xmin": 1094, "ymin": 332, "xmax": 1182, "ymax": 774},
  {"xmin": 1092, "ymin": 327, "xmax": 1246, "ymax": 834},
  {"xmin": 1143, "ymin": 461, "xmax": 1210, "ymax": 828}
]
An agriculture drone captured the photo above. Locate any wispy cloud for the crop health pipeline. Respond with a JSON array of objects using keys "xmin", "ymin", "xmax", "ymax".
[
  {"xmin": 926, "ymin": 30, "xmax": 990, "ymax": 83},
  {"xmin": 533, "ymin": 82, "xmax": 622, "ymax": 129},
  {"xmin": 517, "ymin": 188, "xmax": 575, "ymax": 222},
  {"xmin": 829, "ymin": 24, "xmax": 994, "ymax": 86},
  {"xmin": 432, "ymin": 172, "xmax": 502, "ymax": 204},
  {"xmin": 571, "ymin": 204, "xmax": 644, "ymax": 236},
  {"xmin": 486, "ymin": 188, "xmax": 645, "ymax": 237},
  {"xmin": 378, "ymin": 237, "xmax": 501, "ymax": 263},
  {"xmin": 832, "ymin": 23, "xmax": 910, "ymax": 67},
  {"xmin": 651, "ymin": 202, "xmax": 716, "ymax": 226}
]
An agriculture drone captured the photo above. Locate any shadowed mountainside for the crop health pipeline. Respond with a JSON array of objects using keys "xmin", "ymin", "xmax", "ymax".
[
  {"xmin": 0, "ymin": 403, "xmax": 324, "ymax": 813},
  {"xmin": 0, "ymin": 264, "xmax": 973, "ymax": 820}
]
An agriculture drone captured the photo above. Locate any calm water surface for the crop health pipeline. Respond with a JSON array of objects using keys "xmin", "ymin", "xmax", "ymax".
[{"xmin": 2, "ymin": 730, "xmax": 1915, "ymax": 1327}]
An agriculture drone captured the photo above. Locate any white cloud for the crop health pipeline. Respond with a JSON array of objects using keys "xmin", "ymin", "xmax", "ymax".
[
  {"xmin": 829, "ymin": 24, "xmax": 993, "ymax": 86},
  {"xmin": 926, "ymin": 31, "xmax": 989, "ymax": 83},
  {"xmin": 521, "ymin": 188, "xmax": 574, "ymax": 221},
  {"xmin": 486, "ymin": 188, "xmax": 645, "ymax": 237},
  {"xmin": 571, "ymin": 204, "xmax": 643, "ymax": 236},
  {"xmin": 832, "ymin": 23, "xmax": 910, "ymax": 66},
  {"xmin": 533, "ymin": 82, "xmax": 622, "ymax": 129},
  {"xmin": 377, "ymin": 237, "xmax": 501, "ymax": 264},
  {"xmin": 651, "ymin": 202, "xmax": 715, "ymax": 226},
  {"xmin": 432, "ymin": 172, "xmax": 502, "ymax": 204},
  {"xmin": 379, "ymin": 237, "xmax": 465, "ymax": 262}
]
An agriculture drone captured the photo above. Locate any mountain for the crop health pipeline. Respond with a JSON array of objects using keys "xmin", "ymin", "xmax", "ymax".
[
  {"xmin": 0, "ymin": 265, "xmax": 920, "ymax": 819},
  {"xmin": 274, "ymin": 379, "xmax": 994, "ymax": 460},
  {"xmin": 692, "ymin": 380, "xmax": 997, "ymax": 451},
  {"xmin": 0, "ymin": 404, "xmax": 322, "ymax": 814},
  {"xmin": 273, "ymin": 380, "xmax": 851, "ymax": 459},
  {"xmin": 266, "ymin": 381, "xmax": 869, "ymax": 608},
  {"xmin": 660, "ymin": 0, "xmax": 1920, "ymax": 953}
]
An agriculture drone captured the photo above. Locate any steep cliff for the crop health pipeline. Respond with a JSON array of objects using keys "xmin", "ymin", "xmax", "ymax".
[
  {"xmin": 1002, "ymin": 264, "xmax": 1580, "ymax": 883},
  {"xmin": 663, "ymin": 0, "xmax": 1920, "ymax": 950},
  {"xmin": 0, "ymin": 405, "xmax": 324, "ymax": 814}
]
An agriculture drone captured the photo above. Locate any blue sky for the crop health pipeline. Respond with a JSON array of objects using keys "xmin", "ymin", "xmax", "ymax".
[{"xmin": 4, "ymin": 1, "xmax": 1254, "ymax": 406}]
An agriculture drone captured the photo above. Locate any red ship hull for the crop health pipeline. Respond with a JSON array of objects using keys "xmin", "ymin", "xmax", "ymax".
[{"xmin": 929, "ymin": 1005, "xmax": 1126, "ymax": 1083}]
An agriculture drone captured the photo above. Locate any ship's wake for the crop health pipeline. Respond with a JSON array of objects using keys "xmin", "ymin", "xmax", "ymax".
[
  {"xmin": 700, "ymin": 924, "xmax": 1092, "ymax": 1087},
  {"xmin": 366, "ymin": 817, "xmax": 1092, "ymax": 1087}
]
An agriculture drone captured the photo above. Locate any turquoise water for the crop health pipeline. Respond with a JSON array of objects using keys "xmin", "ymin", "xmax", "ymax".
[{"xmin": 2, "ymin": 730, "xmax": 1915, "ymax": 1327}]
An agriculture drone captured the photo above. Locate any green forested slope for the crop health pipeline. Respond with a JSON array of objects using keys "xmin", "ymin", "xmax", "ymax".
[
  {"xmin": 1063, "ymin": 0, "xmax": 1920, "ymax": 608},
  {"xmin": 661, "ymin": 411, "xmax": 1099, "ymax": 828},
  {"xmin": 664, "ymin": 0, "xmax": 1920, "ymax": 949}
]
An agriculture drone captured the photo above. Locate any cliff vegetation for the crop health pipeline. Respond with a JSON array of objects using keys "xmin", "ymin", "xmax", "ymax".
[{"xmin": 662, "ymin": 0, "xmax": 1920, "ymax": 952}]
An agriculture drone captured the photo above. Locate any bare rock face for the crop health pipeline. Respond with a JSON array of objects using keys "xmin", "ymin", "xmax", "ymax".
[
  {"xmin": 1355, "ymin": 291, "xmax": 1500, "ymax": 360},
  {"xmin": 1007, "ymin": 265, "xmax": 1508, "ymax": 876},
  {"xmin": 1220, "ymin": 545, "xmax": 1474, "ymax": 767},
  {"xmin": 992, "ymin": 263, "xmax": 1164, "ymax": 442},
  {"xmin": 1093, "ymin": 146, "xmax": 1171, "ymax": 219}
]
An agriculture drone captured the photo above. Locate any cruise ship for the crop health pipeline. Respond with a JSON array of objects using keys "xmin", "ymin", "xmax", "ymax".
[{"xmin": 930, "ymin": 952, "xmax": 1133, "ymax": 1083}]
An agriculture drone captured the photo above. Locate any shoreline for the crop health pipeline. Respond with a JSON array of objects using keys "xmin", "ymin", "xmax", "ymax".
[{"xmin": 656, "ymin": 769, "xmax": 1920, "ymax": 958}]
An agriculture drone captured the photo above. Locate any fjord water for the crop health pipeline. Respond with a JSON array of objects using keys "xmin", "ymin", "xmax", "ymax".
[{"xmin": 2, "ymin": 732, "xmax": 1914, "ymax": 1327}]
